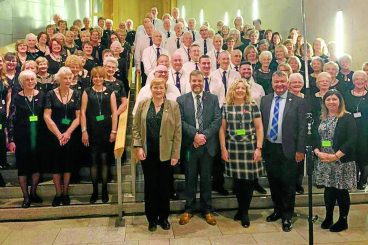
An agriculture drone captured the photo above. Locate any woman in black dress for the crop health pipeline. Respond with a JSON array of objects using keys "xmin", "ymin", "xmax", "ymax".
[
  {"xmin": 323, "ymin": 61, "xmax": 347, "ymax": 93},
  {"xmin": 45, "ymin": 38, "xmax": 66, "ymax": 75},
  {"xmin": 44, "ymin": 67, "xmax": 81, "ymax": 206},
  {"xmin": 80, "ymin": 67, "xmax": 118, "ymax": 203},
  {"xmin": 65, "ymin": 55, "xmax": 91, "ymax": 94},
  {"xmin": 4, "ymin": 53, "xmax": 21, "ymax": 101},
  {"xmin": 35, "ymin": 57, "xmax": 56, "ymax": 93},
  {"xmin": 7, "ymin": 70, "xmax": 44, "ymax": 208},
  {"xmin": 25, "ymin": 33, "xmax": 44, "ymax": 61},
  {"xmin": 309, "ymin": 56, "xmax": 324, "ymax": 94},
  {"xmin": 0, "ymin": 55, "xmax": 11, "ymax": 169},
  {"xmin": 344, "ymin": 71, "xmax": 368, "ymax": 190}
]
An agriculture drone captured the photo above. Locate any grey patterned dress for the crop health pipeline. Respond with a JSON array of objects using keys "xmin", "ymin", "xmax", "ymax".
[
  {"xmin": 222, "ymin": 103, "xmax": 265, "ymax": 179},
  {"xmin": 314, "ymin": 116, "xmax": 357, "ymax": 190}
]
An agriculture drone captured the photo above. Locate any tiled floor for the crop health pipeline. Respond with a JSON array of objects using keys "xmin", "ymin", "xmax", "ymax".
[{"xmin": 0, "ymin": 205, "xmax": 367, "ymax": 245}]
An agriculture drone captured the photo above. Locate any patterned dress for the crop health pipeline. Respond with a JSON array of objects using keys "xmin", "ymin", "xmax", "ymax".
[
  {"xmin": 314, "ymin": 116, "xmax": 357, "ymax": 190},
  {"xmin": 222, "ymin": 103, "xmax": 264, "ymax": 179}
]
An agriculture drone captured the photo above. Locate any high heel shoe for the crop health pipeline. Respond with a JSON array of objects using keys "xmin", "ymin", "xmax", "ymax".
[{"xmin": 90, "ymin": 192, "xmax": 98, "ymax": 204}]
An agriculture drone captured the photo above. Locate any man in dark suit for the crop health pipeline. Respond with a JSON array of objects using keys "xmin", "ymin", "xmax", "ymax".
[
  {"xmin": 260, "ymin": 71, "xmax": 306, "ymax": 232},
  {"xmin": 177, "ymin": 70, "xmax": 222, "ymax": 226}
]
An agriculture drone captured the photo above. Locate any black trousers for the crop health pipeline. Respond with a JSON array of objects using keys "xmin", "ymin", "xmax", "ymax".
[
  {"xmin": 140, "ymin": 62, "xmax": 147, "ymax": 87},
  {"xmin": 264, "ymin": 141, "xmax": 297, "ymax": 220},
  {"xmin": 0, "ymin": 129, "xmax": 6, "ymax": 167},
  {"xmin": 296, "ymin": 160, "xmax": 304, "ymax": 187},
  {"xmin": 212, "ymin": 150, "xmax": 225, "ymax": 189},
  {"xmin": 184, "ymin": 146, "xmax": 213, "ymax": 214},
  {"xmin": 141, "ymin": 152, "xmax": 171, "ymax": 224}
]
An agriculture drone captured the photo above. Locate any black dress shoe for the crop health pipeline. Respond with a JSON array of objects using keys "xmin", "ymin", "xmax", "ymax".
[
  {"xmin": 52, "ymin": 195, "xmax": 62, "ymax": 207},
  {"xmin": 29, "ymin": 193, "xmax": 43, "ymax": 203},
  {"xmin": 296, "ymin": 185, "xmax": 304, "ymax": 194},
  {"xmin": 102, "ymin": 191, "xmax": 109, "ymax": 203},
  {"xmin": 254, "ymin": 183, "xmax": 267, "ymax": 194},
  {"xmin": 357, "ymin": 183, "xmax": 367, "ymax": 190},
  {"xmin": 241, "ymin": 214, "xmax": 250, "ymax": 228},
  {"xmin": 21, "ymin": 198, "xmax": 31, "ymax": 208},
  {"xmin": 214, "ymin": 187, "xmax": 229, "ymax": 196},
  {"xmin": 329, "ymin": 217, "xmax": 348, "ymax": 232},
  {"xmin": 90, "ymin": 192, "xmax": 98, "ymax": 204},
  {"xmin": 282, "ymin": 219, "xmax": 292, "ymax": 232},
  {"xmin": 233, "ymin": 210, "xmax": 241, "ymax": 221},
  {"xmin": 321, "ymin": 218, "xmax": 333, "ymax": 229},
  {"xmin": 266, "ymin": 212, "xmax": 281, "ymax": 222},
  {"xmin": 148, "ymin": 222, "xmax": 157, "ymax": 232},
  {"xmin": 170, "ymin": 192, "xmax": 179, "ymax": 200},
  {"xmin": 158, "ymin": 220, "xmax": 171, "ymax": 230},
  {"xmin": 62, "ymin": 195, "xmax": 71, "ymax": 205}
]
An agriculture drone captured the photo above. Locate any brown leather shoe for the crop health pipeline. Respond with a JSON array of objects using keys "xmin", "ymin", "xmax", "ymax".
[
  {"xmin": 204, "ymin": 213, "xmax": 217, "ymax": 225},
  {"xmin": 179, "ymin": 212, "xmax": 193, "ymax": 225}
]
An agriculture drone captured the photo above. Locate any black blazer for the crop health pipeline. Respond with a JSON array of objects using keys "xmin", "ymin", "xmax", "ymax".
[
  {"xmin": 260, "ymin": 92, "xmax": 307, "ymax": 159},
  {"xmin": 177, "ymin": 91, "xmax": 222, "ymax": 157},
  {"xmin": 313, "ymin": 113, "xmax": 357, "ymax": 162}
]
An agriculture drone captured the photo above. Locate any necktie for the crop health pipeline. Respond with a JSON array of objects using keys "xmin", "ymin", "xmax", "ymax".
[
  {"xmin": 195, "ymin": 63, "xmax": 199, "ymax": 70},
  {"xmin": 216, "ymin": 51, "xmax": 220, "ymax": 69},
  {"xmin": 269, "ymin": 96, "xmax": 281, "ymax": 142},
  {"xmin": 192, "ymin": 31, "xmax": 196, "ymax": 41},
  {"xmin": 149, "ymin": 37, "xmax": 153, "ymax": 46},
  {"xmin": 196, "ymin": 94, "xmax": 203, "ymax": 133},
  {"xmin": 153, "ymin": 19, "xmax": 155, "ymax": 25},
  {"xmin": 167, "ymin": 32, "xmax": 170, "ymax": 38},
  {"xmin": 216, "ymin": 51, "xmax": 220, "ymax": 59},
  {"xmin": 187, "ymin": 48, "xmax": 191, "ymax": 61},
  {"xmin": 175, "ymin": 19, "xmax": 178, "ymax": 23},
  {"xmin": 156, "ymin": 47, "xmax": 160, "ymax": 59},
  {"xmin": 175, "ymin": 72, "xmax": 181, "ymax": 92},
  {"xmin": 204, "ymin": 39, "xmax": 207, "ymax": 54},
  {"xmin": 204, "ymin": 77, "xmax": 210, "ymax": 92},
  {"xmin": 176, "ymin": 38, "xmax": 180, "ymax": 49},
  {"xmin": 235, "ymin": 66, "xmax": 239, "ymax": 71},
  {"xmin": 222, "ymin": 70, "xmax": 227, "ymax": 93}
]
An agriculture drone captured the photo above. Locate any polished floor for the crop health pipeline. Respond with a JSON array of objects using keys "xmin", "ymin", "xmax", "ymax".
[{"xmin": 0, "ymin": 205, "xmax": 367, "ymax": 245}]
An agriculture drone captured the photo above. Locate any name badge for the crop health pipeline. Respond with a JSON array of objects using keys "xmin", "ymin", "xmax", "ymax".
[
  {"xmin": 0, "ymin": 124, "xmax": 2, "ymax": 130},
  {"xmin": 96, "ymin": 115, "xmax": 105, "ymax": 121},
  {"xmin": 321, "ymin": 140, "xmax": 332, "ymax": 147},
  {"xmin": 235, "ymin": 129, "xmax": 246, "ymax": 136},
  {"xmin": 1, "ymin": 100, "xmax": 5, "ymax": 105},
  {"xmin": 353, "ymin": 112, "xmax": 362, "ymax": 118},
  {"xmin": 61, "ymin": 118, "xmax": 71, "ymax": 125},
  {"xmin": 29, "ymin": 115, "xmax": 38, "ymax": 122}
]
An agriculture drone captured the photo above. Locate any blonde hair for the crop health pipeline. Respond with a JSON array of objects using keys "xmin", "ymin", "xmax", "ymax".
[
  {"xmin": 21, "ymin": 60, "xmax": 37, "ymax": 71},
  {"xmin": 225, "ymin": 79, "xmax": 254, "ymax": 105},
  {"xmin": 54, "ymin": 66, "xmax": 73, "ymax": 83},
  {"xmin": 65, "ymin": 55, "xmax": 83, "ymax": 67},
  {"xmin": 18, "ymin": 70, "xmax": 36, "ymax": 88},
  {"xmin": 0, "ymin": 55, "xmax": 9, "ymax": 87},
  {"xmin": 150, "ymin": 78, "xmax": 167, "ymax": 90}
]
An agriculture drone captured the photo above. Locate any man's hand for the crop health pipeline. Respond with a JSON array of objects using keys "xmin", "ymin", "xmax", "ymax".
[
  {"xmin": 295, "ymin": 152, "xmax": 305, "ymax": 163},
  {"xmin": 194, "ymin": 133, "xmax": 206, "ymax": 146}
]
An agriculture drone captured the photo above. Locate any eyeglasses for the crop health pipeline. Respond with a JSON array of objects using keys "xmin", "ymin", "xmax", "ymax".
[{"xmin": 156, "ymin": 70, "xmax": 168, "ymax": 74}]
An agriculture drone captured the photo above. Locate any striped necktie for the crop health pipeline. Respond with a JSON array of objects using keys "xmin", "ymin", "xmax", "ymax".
[
  {"xmin": 175, "ymin": 72, "xmax": 181, "ymax": 92},
  {"xmin": 196, "ymin": 94, "xmax": 203, "ymax": 133},
  {"xmin": 269, "ymin": 96, "xmax": 281, "ymax": 141},
  {"xmin": 222, "ymin": 70, "xmax": 227, "ymax": 93}
]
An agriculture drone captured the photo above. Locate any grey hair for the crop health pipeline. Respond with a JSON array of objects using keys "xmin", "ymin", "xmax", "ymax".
[
  {"xmin": 352, "ymin": 70, "xmax": 368, "ymax": 81},
  {"xmin": 54, "ymin": 67, "xmax": 73, "ymax": 82},
  {"xmin": 103, "ymin": 57, "xmax": 118, "ymax": 67},
  {"xmin": 18, "ymin": 70, "xmax": 37, "ymax": 88}
]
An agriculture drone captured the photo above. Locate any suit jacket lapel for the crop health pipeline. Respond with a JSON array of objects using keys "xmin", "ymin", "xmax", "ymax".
[
  {"xmin": 283, "ymin": 92, "xmax": 292, "ymax": 121},
  {"xmin": 263, "ymin": 94, "xmax": 273, "ymax": 129},
  {"xmin": 186, "ymin": 93, "xmax": 196, "ymax": 126}
]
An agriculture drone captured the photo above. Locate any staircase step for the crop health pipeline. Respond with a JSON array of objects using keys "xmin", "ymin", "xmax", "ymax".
[{"xmin": 0, "ymin": 190, "xmax": 366, "ymax": 221}]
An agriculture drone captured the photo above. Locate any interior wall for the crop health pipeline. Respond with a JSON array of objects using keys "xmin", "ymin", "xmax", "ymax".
[{"xmin": 0, "ymin": 0, "xmax": 95, "ymax": 47}]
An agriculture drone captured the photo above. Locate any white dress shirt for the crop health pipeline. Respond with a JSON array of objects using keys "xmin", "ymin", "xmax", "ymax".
[
  {"xmin": 167, "ymin": 68, "xmax": 190, "ymax": 95},
  {"xmin": 209, "ymin": 67, "xmax": 241, "ymax": 94},
  {"xmin": 182, "ymin": 61, "xmax": 200, "ymax": 75},
  {"xmin": 132, "ymin": 82, "xmax": 181, "ymax": 115},
  {"xmin": 152, "ymin": 18, "xmax": 163, "ymax": 31},
  {"xmin": 188, "ymin": 30, "xmax": 200, "ymax": 42},
  {"xmin": 134, "ymin": 32, "xmax": 151, "ymax": 70},
  {"xmin": 164, "ymin": 34, "xmax": 182, "ymax": 55},
  {"xmin": 176, "ymin": 45, "xmax": 191, "ymax": 64},
  {"xmin": 142, "ymin": 44, "xmax": 169, "ymax": 75},
  {"xmin": 197, "ymin": 37, "xmax": 214, "ymax": 55},
  {"xmin": 247, "ymin": 76, "xmax": 265, "ymax": 107},
  {"xmin": 208, "ymin": 49, "xmax": 223, "ymax": 71}
]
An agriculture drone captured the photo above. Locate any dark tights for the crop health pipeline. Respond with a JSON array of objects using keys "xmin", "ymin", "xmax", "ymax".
[
  {"xmin": 90, "ymin": 152, "xmax": 109, "ymax": 194},
  {"xmin": 324, "ymin": 187, "xmax": 350, "ymax": 220},
  {"xmin": 234, "ymin": 179, "xmax": 254, "ymax": 215},
  {"xmin": 18, "ymin": 173, "xmax": 40, "ymax": 201}
]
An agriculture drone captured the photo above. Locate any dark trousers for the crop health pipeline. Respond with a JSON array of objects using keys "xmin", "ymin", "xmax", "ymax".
[
  {"xmin": 212, "ymin": 150, "xmax": 225, "ymax": 189},
  {"xmin": 296, "ymin": 161, "xmax": 304, "ymax": 187},
  {"xmin": 0, "ymin": 130, "xmax": 6, "ymax": 167},
  {"xmin": 234, "ymin": 179, "xmax": 254, "ymax": 215},
  {"xmin": 140, "ymin": 62, "xmax": 147, "ymax": 87},
  {"xmin": 356, "ymin": 161, "xmax": 368, "ymax": 185},
  {"xmin": 324, "ymin": 187, "xmax": 350, "ymax": 219},
  {"xmin": 184, "ymin": 146, "xmax": 213, "ymax": 214},
  {"xmin": 264, "ymin": 141, "xmax": 297, "ymax": 220},
  {"xmin": 141, "ymin": 153, "xmax": 171, "ymax": 224}
]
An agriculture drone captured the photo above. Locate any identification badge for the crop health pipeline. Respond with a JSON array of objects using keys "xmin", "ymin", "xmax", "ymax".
[
  {"xmin": 61, "ymin": 118, "xmax": 71, "ymax": 125},
  {"xmin": 29, "ymin": 115, "xmax": 38, "ymax": 122},
  {"xmin": 96, "ymin": 115, "xmax": 105, "ymax": 121},
  {"xmin": 353, "ymin": 112, "xmax": 362, "ymax": 118},
  {"xmin": 0, "ymin": 124, "xmax": 2, "ymax": 130},
  {"xmin": 322, "ymin": 140, "xmax": 332, "ymax": 147},
  {"xmin": 1, "ymin": 100, "xmax": 5, "ymax": 105},
  {"xmin": 235, "ymin": 129, "xmax": 246, "ymax": 136}
]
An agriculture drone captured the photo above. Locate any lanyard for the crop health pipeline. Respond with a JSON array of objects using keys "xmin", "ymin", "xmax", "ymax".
[
  {"xmin": 95, "ymin": 87, "xmax": 103, "ymax": 115},
  {"xmin": 24, "ymin": 91, "xmax": 35, "ymax": 115},
  {"xmin": 59, "ymin": 88, "xmax": 69, "ymax": 119}
]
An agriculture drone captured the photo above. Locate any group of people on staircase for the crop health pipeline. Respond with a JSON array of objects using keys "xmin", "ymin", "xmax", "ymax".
[{"xmin": 0, "ymin": 6, "xmax": 367, "ymax": 235}]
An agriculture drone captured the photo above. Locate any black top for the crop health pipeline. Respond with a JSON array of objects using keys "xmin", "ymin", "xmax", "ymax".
[
  {"xmin": 70, "ymin": 76, "xmax": 91, "ymax": 95},
  {"xmin": 146, "ymin": 101, "xmax": 163, "ymax": 155},
  {"xmin": 0, "ymin": 81, "xmax": 10, "ymax": 126},
  {"xmin": 7, "ymin": 73, "xmax": 21, "ymax": 98},
  {"xmin": 254, "ymin": 68, "xmax": 273, "ymax": 94},
  {"xmin": 46, "ymin": 55, "xmax": 66, "ymax": 74},
  {"xmin": 126, "ymin": 30, "xmax": 136, "ymax": 46},
  {"xmin": 83, "ymin": 58, "xmax": 98, "ymax": 73},
  {"xmin": 45, "ymin": 89, "xmax": 81, "ymax": 132},
  {"xmin": 36, "ymin": 74, "xmax": 56, "ymax": 93},
  {"xmin": 313, "ymin": 113, "xmax": 357, "ymax": 162},
  {"xmin": 26, "ymin": 50, "xmax": 44, "ymax": 61},
  {"xmin": 104, "ymin": 79, "xmax": 126, "ymax": 107}
]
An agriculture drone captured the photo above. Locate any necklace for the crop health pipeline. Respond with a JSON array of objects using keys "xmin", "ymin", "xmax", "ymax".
[{"xmin": 352, "ymin": 89, "xmax": 367, "ymax": 96}]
